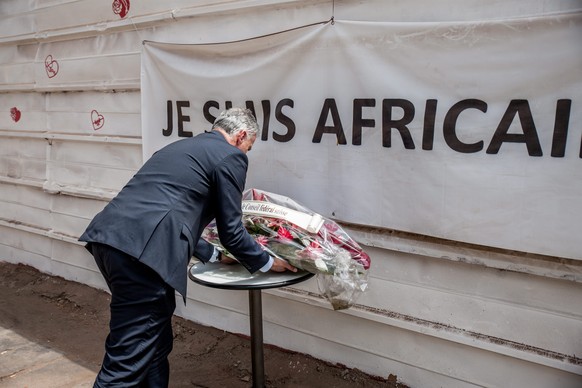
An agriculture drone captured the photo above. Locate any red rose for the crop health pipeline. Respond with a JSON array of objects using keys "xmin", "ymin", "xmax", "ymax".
[
  {"xmin": 277, "ymin": 227, "xmax": 293, "ymax": 240},
  {"xmin": 256, "ymin": 235, "xmax": 269, "ymax": 246}
]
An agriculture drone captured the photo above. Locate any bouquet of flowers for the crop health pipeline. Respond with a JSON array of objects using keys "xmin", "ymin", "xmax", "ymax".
[{"xmin": 202, "ymin": 188, "xmax": 371, "ymax": 310}]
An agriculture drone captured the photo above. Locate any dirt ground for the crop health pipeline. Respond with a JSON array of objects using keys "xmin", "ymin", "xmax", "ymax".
[{"xmin": 0, "ymin": 262, "xmax": 406, "ymax": 388}]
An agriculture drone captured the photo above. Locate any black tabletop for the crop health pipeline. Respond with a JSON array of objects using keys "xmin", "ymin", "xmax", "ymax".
[{"xmin": 188, "ymin": 261, "xmax": 314, "ymax": 290}]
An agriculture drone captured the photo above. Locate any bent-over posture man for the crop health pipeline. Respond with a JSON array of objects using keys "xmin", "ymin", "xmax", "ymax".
[{"xmin": 80, "ymin": 107, "xmax": 296, "ymax": 387}]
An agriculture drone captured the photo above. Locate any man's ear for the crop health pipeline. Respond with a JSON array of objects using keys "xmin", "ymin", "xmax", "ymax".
[{"xmin": 236, "ymin": 130, "xmax": 247, "ymax": 144}]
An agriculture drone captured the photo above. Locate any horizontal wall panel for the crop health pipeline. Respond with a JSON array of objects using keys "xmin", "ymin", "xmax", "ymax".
[
  {"xmin": 0, "ymin": 44, "xmax": 37, "ymax": 91},
  {"xmin": 179, "ymin": 288, "xmax": 582, "ymax": 388},
  {"xmin": 0, "ymin": 156, "xmax": 45, "ymax": 182},
  {"xmin": 359, "ymin": 247, "xmax": 582, "ymax": 355},
  {"xmin": 48, "ymin": 111, "xmax": 141, "ymax": 136},
  {"xmin": 0, "ymin": 243, "xmax": 52, "ymax": 274},
  {"xmin": 363, "ymin": 274, "xmax": 582, "ymax": 356},
  {"xmin": 366, "ymin": 246, "xmax": 582, "ymax": 318},
  {"xmin": 0, "ymin": 62, "xmax": 36, "ymax": 91},
  {"xmin": 0, "ymin": 136, "xmax": 46, "ymax": 183},
  {"xmin": 0, "ymin": 184, "xmax": 51, "ymax": 229},
  {"xmin": 49, "ymin": 257, "xmax": 108, "ymax": 293},
  {"xmin": 0, "ymin": 225, "xmax": 51, "ymax": 262},
  {"xmin": 47, "ymin": 162, "xmax": 136, "ymax": 193},
  {"xmin": 46, "ymin": 90, "xmax": 141, "ymax": 136},
  {"xmin": 50, "ymin": 194, "xmax": 107, "ymax": 238},
  {"xmin": 49, "ymin": 140, "xmax": 141, "ymax": 169},
  {"xmin": 335, "ymin": 0, "xmax": 582, "ymax": 22},
  {"xmin": 2, "ymin": 1, "xmax": 580, "ymax": 45},
  {"xmin": 51, "ymin": 239, "xmax": 99, "ymax": 273},
  {"xmin": 1, "ymin": 1, "xmax": 331, "ymax": 43},
  {"xmin": 0, "ymin": 91, "xmax": 141, "ymax": 137},
  {"xmin": 34, "ymin": 45, "xmax": 141, "ymax": 91},
  {"xmin": 47, "ymin": 139, "xmax": 140, "ymax": 193},
  {"xmin": 0, "ymin": 93, "xmax": 47, "ymax": 131},
  {"xmin": 0, "ymin": 3, "xmax": 334, "ymax": 92},
  {"xmin": 0, "ymin": 136, "xmax": 46, "ymax": 159},
  {"xmin": 258, "ymin": 294, "xmax": 581, "ymax": 387},
  {"xmin": 0, "ymin": 8, "xmax": 35, "ymax": 42}
]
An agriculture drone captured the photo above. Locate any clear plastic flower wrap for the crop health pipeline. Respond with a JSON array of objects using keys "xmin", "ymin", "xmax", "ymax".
[{"xmin": 201, "ymin": 188, "xmax": 371, "ymax": 310}]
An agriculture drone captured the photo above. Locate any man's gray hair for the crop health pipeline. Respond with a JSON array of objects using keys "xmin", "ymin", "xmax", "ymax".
[{"xmin": 212, "ymin": 107, "xmax": 259, "ymax": 136}]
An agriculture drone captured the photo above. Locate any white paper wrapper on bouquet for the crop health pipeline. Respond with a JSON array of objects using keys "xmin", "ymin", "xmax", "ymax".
[{"xmin": 202, "ymin": 188, "xmax": 371, "ymax": 310}]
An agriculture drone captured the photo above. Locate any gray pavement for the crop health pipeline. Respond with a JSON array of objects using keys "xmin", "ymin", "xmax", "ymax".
[{"xmin": 0, "ymin": 327, "xmax": 94, "ymax": 387}]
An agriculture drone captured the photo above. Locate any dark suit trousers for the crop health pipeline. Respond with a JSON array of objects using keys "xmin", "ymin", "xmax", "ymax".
[{"xmin": 91, "ymin": 243, "xmax": 177, "ymax": 388}]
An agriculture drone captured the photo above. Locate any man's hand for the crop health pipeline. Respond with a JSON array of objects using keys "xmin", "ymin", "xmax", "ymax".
[
  {"xmin": 269, "ymin": 257, "xmax": 297, "ymax": 272},
  {"xmin": 218, "ymin": 252, "xmax": 238, "ymax": 265}
]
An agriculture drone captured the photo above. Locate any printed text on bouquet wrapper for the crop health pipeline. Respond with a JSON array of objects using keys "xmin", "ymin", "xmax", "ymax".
[
  {"xmin": 242, "ymin": 203, "xmax": 289, "ymax": 217},
  {"xmin": 242, "ymin": 201, "xmax": 324, "ymax": 234}
]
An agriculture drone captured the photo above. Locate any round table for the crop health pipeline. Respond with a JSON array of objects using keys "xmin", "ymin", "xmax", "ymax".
[{"xmin": 188, "ymin": 261, "xmax": 314, "ymax": 388}]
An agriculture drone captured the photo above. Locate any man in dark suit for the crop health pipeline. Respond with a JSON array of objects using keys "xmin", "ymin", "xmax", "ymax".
[{"xmin": 80, "ymin": 107, "xmax": 296, "ymax": 387}]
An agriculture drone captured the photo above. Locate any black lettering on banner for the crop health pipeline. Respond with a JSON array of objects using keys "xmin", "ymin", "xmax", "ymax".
[
  {"xmin": 237, "ymin": 101, "xmax": 263, "ymax": 137},
  {"xmin": 245, "ymin": 100, "xmax": 274, "ymax": 141},
  {"xmin": 422, "ymin": 99, "xmax": 438, "ymax": 150},
  {"xmin": 312, "ymin": 98, "xmax": 348, "ymax": 144},
  {"xmin": 179, "ymin": 98, "xmax": 576, "ymax": 159},
  {"xmin": 273, "ymin": 99, "xmax": 295, "ymax": 142},
  {"xmin": 203, "ymin": 100, "xmax": 220, "ymax": 124},
  {"xmin": 487, "ymin": 100, "xmax": 542, "ymax": 156},
  {"xmin": 252, "ymin": 100, "xmax": 271, "ymax": 141},
  {"xmin": 352, "ymin": 99, "xmax": 376, "ymax": 145},
  {"xmin": 443, "ymin": 99, "xmax": 486, "ymax": 153},
  {"xmin": 550, "ymin": 99, "xmax": 571, "ymax": 157},
  {"xmin": 244, "ymin": 100, "xmax": 258, "ymax": 117},
  {"xmin": 382, "ymin": 99, "xmax": 415, "ymax": 149},
  {"xmin": 202, "ymin": 100, "xmax": 296, "ymax": 142},
  {"xmin": 176, "ymin": 100, "xmax": 192, "ymax": 137},
  {"xmin": 162, "ymin": 100, "xmax": 173, "ymax": 136}
]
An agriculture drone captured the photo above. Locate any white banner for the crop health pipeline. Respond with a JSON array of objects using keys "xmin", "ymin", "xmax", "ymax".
[{"xmin": 141, "ymin": 14, "xmax": 582, "ymax": 260}]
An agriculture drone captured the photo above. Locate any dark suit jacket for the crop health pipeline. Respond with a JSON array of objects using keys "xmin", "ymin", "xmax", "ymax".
[{"xmin": 79, "ymin": 130, "xmax": 270, "ymax": 297}]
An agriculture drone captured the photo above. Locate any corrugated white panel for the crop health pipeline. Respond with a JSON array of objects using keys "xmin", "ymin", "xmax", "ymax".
[
  {"xmin": 49, "ymin": 139, "xmax": 141, "ymax": 170},
  {"xmin": 368, "ymin": 247, "xmax": 582, "ymax": 319},
  {"xmin": 47, "ymin": 139, "xmax": 141, "ymax": 192},
  {"xmin": 51, "ymin": 240, "xmax": 106, "ymax": 288},
  {"xmin": 34, "ymin": 0, "xmax": 117, "ymax": 32},
  {"xmin": 0, "ymin": 2, "xmax": 333, "ymax": 92},
  {"xmin": 335, "ymin": 0, "xmax": 582, "ymax": 21},
  {"xmin": 0, "ymin": 92, "xmax": 46, "ymax": 131},
  {"xmin": 0, "ymin": 137, "xmax": 46, "ymax": 182},
  {"xmin": 257, "ymin": 294, "xmax": 580, "ymax": 388},
  {"xmin": 0, "ymin": 226, "xmax": 52, "ymax": 272},
  {"xmin": 0, "ymin": 0, "xmax": 35, "ymax": 41},
  {"xmin": 50, "ymin": 194, "xmax": 107, "ymax": 238},
  {"xmin": 0, "ymin": 1, "xmax": 331, "ymax": 42},
  {"xmin": 0, "ymin": 184, "xmax": 51, "ymax": 229},
  {"xmin": 144, "ymin": 1, "xmax": 331, "ymax": 43},
  {"xmin": 0, "ymin": 44, "xmax": 38, "ymax": 91},
  {"xmin": 356, "ymin": 252, "xmax": 582, "ymax": 359},
  {"xmin": 46, "ymin": 91, "xmax": 141, "ymax": 136},
  {"xmin": 34, "ymin": 34, "xmax": 141, "ymax": 91},
  {"xmin": 179, "ymin": 285, "xmax": 582, "ymax": 388},
  {"xmin": 3, "ymin": 0, "xmax": 580, "ymax": 45}
]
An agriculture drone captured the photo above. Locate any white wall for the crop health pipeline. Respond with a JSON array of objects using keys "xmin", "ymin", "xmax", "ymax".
[{"xmin": 1, "ymin": 1, "xmax": 581, "ymax": 386}]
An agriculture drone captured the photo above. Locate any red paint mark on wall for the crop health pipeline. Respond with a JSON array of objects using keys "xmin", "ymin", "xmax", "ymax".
[
  {"xmin": 45, "ymin": 55, "xmax": 59, "ymax": 78},
  {"xmin": 112, "ymin": 0, "xmax": 130, "ymax": 19},
  {"xmin": 91, "ymin": 110, "xmax": 105, "ymax": 130},
  {"xmin": 10, "ymin": 107, "xmax": 21, "ymax": 122}
]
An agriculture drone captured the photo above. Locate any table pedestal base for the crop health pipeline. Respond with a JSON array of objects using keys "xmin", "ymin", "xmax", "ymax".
[
  {"xmin": 249, "ymin": 289, "xmax": 265, "ymax": 388},
  {"xmin": 188, "ymin": 262, "xmax": 313, "ymax": 388}
]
